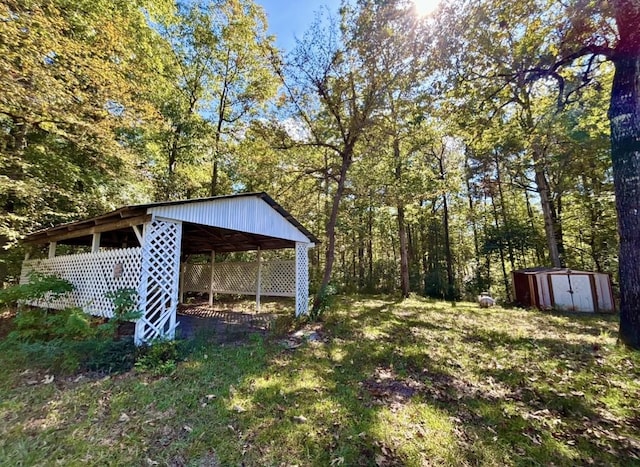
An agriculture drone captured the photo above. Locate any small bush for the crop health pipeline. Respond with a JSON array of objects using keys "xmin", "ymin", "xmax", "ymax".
[
  {"xmin": 77, "ymin": 338, "xmax": 136, "ymax": 373},
  {"xmin": 0, "ymin": 272, "xmax": 73, "ymax": 308},
  {"xmin": 1, "ymin": 338, "xmax": 137, "ymax": 375},
  {"xmin": 310, "ymin": 283, "xmax": 337, "ymax": 321},
  {"xmin": 3, "ymin": 285, "xmax": 142, "ymax": 375},
  {"xmin": 10, "ymin": 307, "xmax": 95, "ymax": 342},
  {"xmin": 135, "ymin": 339, "xmax": 180, "ymax": 376},
  {"xmin": 99, "ymin": 288, "xmax": 142, "ymax": 338}
]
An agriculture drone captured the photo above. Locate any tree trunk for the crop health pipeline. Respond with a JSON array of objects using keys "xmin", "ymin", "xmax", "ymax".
[
  {"xmin": 555, "ymin": 192, "xmax": 566, "ymax": 262},
  {"xmin": 610, "ymin": 0, "xmax": 640, "ymax": 348},
  {"xmin": 397, "ymin": 203, "xmax": 410, "ymax": 297},
  {"xmin": 490, "ymin": 191, "xmax": 511, "ymax": 301},
  {"xmin": 358, "ymin": 212, "xmax": 365, "ymax": 290},
  {"xmin": 394, "ymin": 138, "xmax": 410, "ymax": 298},
  {"xmin": 441, "ymin": 193, "xmax": 455, "ymax": 299},
  {"xmin": 164, "ymin": 126, "xmax": 182, "ymax": 201},
  {"xmin": 524, "ymin": 189, "xmax": 543, "ymax": 264},
  {"xmin": 313, "ymin": 153, "xmax": 352, "ymax": 312},
  {"xmin": 532, "ymin": 145, "xmax": 563, "ymax": 268},
  {"xmin": 8, "ymin": 117, "xmax": 27, "ymax": 154},
  {"xmin": 419, "ymin": 207, "xmax": 430, "ymax": 296},
  {"xmin": 367, "ymin": 195, "xmax": 374, "ymax": 291},
  {"xmin": 464, "ymin": 155, "xmax": 481, "ymax": 278},
  {"xmin": 438, "ymin": 156, "xmax": 455, "ymax": 299},
  {"xmin": 209, "ymin": 77, "xmax": 229, "ymax": 196},
  {"xmin": 483, "ymin": 193, "xmax": 492, "ymax": 290},
  {"xmin": 494, "ymin": 153, "xmax": 516, "ymax": 270}
]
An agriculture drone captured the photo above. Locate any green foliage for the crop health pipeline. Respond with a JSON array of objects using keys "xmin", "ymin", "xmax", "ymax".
[
  {"xmin": 0, "ymin": 337, "xmax": 136, "ymax": 375},
  {"xmin": 135, "ymin": 338, "xmax": 180, "ymax": 376},
  {"xmin": 10, "ymin": 307, "xmax": 94, "ymax": 342},
  {"xmin": 3, "ymin": 285, "xmax": 141, "ymax": 374},
  {"xmin": 77, "ymin": 338, "xmax": 136, "ymax": 373},
  {"xmin": 4, "ymin": 305, "xmax": 136, "ymax": 374},
  {"xmin": 3, "ymin": 297, "xmax": 136, "ymax": 374},
  {"xmin": 310, "ymin": 283, "xmax": 337, "ymax": 321},
  {"xmin": 0, "ymin": 272, "xmax": 73, "ymax": 307},
  {"xmin": 99, "ymin": 288, "xmax": 142, "ymax": 337}
]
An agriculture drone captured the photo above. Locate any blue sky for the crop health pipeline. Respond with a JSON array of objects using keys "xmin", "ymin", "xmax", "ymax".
[{"xmin": 257, "ymin": 0, "xmax": 341, "ymax": 51}]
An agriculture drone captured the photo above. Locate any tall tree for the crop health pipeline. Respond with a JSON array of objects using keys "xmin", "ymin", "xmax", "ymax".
[
  {"xmin": 437, "ymin": 0, "xmax": 640, "ymax": 347},
  {"xmin": 153, "ymin": 0, "xmax": 277, "ymax": 199},
  {"xmin": 607, "ymin": 0, "xmax": 640, "ymax": 348},
  {"xmin": 0, "ymin": 0, "xmax": 172, "ymax": 282},
  {"xmin": 280, "ymin": 0, "xmax": 426, "ymax": 309}
]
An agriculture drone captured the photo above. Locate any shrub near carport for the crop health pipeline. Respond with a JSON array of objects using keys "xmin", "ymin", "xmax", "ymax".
[{"xmin": 1, "ymin": 276, "xmax": 137, "ymax": 374}]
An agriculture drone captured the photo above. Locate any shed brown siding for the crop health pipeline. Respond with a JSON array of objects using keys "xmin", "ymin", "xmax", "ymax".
[{"xmin": 513, "ymin": 272, "xmax": 534, "ymax": 307}]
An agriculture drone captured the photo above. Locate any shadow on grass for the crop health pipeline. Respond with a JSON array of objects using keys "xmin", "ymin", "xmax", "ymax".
[
  {"xmin": 231, "ymin": 298, "xmax": 636, "ymax": 466},
  {"xmin": 2, "ymin": 297, "xmax": 636, "ymax": 466}
]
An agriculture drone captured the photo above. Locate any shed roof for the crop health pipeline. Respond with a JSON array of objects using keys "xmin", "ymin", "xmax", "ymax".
[
  {"xmin": 512, "ymin": 267, "xmax": 606, "ymax": 276},
  {"xmin": 24, "ymin": 192, "xmax": 319, "ymax": 253}
]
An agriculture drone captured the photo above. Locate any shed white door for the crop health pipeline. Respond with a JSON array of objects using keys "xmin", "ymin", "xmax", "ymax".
[{"xmin": 551, "ymin": 274, "xmax": 595, "ymax": 312}]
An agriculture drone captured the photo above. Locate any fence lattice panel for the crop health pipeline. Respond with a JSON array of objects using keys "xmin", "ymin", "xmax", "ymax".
[
  {"xmin": 135, "ymin": 219, "xmax": 182, "ymax": 344},
  {"xmin": 20, "ymin": 248, "xmax": 142, "ymax": 317},
  {"xmin": 182, "ymin": 260, "xmax": 295, "ymax": 297},
  {"xmin": 212, "ymin": 261, "xmax": 259, "ymax": 295},
  {"xmin": 182, "ymin": 264, "xmax": 210, "ymax": 293},
  {"xmin": 261, "ymin": 260, "xmax": 295, "ymax": 296}
]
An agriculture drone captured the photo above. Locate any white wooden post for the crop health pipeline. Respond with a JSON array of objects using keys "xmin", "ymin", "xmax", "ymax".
[
  {"xmin": 295, "ymin": 242, "xmax": 310, "ymax": 316},
  {"xmin": 179, "ymin": 263, "xmax": 186, "ymax": 304},
  {"xmin": 256, "ymin": 247, "xmax": 262, "ymax": 313},
  {"xmin": 48, "ymin": 242, "xmax": 57, "ymax": 259},
  {"xmin": 91, "ymin": 232, "xmax": 101, "ymax": 253},
  {"xmin": 209, "ymin": 250, "xmax": 215, "ymax": 306}
]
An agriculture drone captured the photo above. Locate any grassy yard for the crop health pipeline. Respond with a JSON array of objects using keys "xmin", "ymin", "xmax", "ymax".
[{"xmin": 1, "ymin": 297, "xmax": 639, "ymax": 466}]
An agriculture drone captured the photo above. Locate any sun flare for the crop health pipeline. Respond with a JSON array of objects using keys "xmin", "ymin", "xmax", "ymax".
[{"xmin": 412, "ymin": 0, "xmax": 440, "ymax": 16}]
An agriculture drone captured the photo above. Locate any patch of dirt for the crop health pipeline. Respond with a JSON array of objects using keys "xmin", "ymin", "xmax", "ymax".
[
  {"xmin": 194, "ymin": 451, "xmax": 220, "ymax": 467},
  {"xmin": 0, "ymin": 309, "xmax": 16, "ymax": 339},
  {"xmin": 362, "ymin": 366, "xmax": 423, "ymax": 410},
  {"xmin": 280, "ymin": 323, "xmax": 325, "ymax": 350}
]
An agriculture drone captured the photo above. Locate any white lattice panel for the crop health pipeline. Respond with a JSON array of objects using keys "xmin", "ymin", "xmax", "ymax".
[
  {"xmin": 20, "ymin": 248, "xmax": 142, "ymax": 317},
  {"xmin": 212, "ymin": 261, "xmax": 259, "ymax": 294},
  {"xmin": 135, "ymin": 219, "xmax": 182, "ymax": 345},
  {"xmin": 261, "ymin": 260, "xmax": 295, "ymax": 296},
  {"xmin": 295, "ymin": 242, "xmax": 310, "ymax": 316},
  {"xmin": 182, "ymin": 263, "xmax": 211, "ymax": 293},
  {"xmin": 182, "ymin": 260, "xmax": 295, "ymax": 297}
]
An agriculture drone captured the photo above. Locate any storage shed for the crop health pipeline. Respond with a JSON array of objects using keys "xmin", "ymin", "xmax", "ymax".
[
  {"xmin": 20, "ymin": 192, "xmax": 318, "ymax": 344},
  {"xmin": 511, "ymin": 268, "xmax": 614, "ymax": 313}
]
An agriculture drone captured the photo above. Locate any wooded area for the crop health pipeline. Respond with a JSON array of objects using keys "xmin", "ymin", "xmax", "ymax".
[{"xmin": 1, "ymin": 0, "xmax": 639, "ymax": 347}]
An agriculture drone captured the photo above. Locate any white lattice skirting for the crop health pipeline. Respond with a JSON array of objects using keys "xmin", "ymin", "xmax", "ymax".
[
  {"xmin": 182, "ymin": 260, "xmax": 296, "ymax": 297},
  {"xmin": 20, "ymin": 248, "xmax": 142, "ymax": 317}
]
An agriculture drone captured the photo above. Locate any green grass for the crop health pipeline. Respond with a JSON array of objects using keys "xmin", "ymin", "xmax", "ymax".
[{"xmin": 1, "ymin": 297, "xmax": 639, "ymax": 466}]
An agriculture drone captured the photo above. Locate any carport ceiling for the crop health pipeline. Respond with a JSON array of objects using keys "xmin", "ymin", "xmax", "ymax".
[
  {"xmin": 34, "ymin": 223, "xmax": 295, "ymax": 254},
  {"xmin": 181, "ymin": 222, "xmax": 295, "ymax": 253}
]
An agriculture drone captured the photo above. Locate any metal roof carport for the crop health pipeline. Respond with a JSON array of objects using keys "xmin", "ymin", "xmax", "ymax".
[{"xmin": 22, "ymin": 192, "xmax": 318, "ymax": 344}]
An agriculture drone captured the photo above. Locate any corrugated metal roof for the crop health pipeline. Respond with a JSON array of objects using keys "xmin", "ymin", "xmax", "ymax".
[
  {"xmin": 24, "ymin": 192, "xmax": 320, "ymax": 247},
  {"xmin": 512, "ymin": 267, "xmax": 606, "ymax": 276}
]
